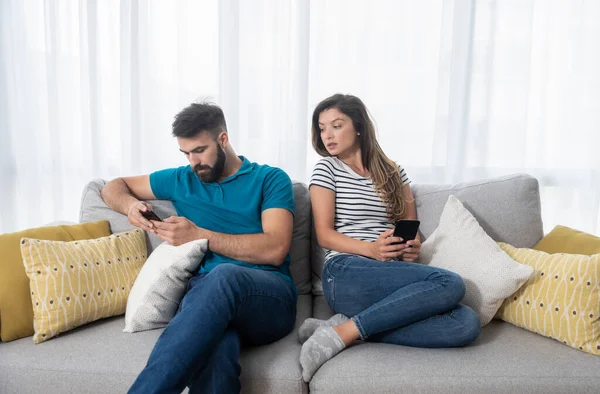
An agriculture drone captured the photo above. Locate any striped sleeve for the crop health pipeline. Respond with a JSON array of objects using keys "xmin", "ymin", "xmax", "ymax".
[
  {"xmin": 398, "ymin": 165, "xmax": 411, "ymax": 185},
  {"xmin": 310, "ymin": 160, "xmax": 336, "ymax": 192}
]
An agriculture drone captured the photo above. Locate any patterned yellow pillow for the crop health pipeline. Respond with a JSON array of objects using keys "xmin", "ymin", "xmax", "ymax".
[
  {"xmin": 21, "ymin": 229, "xmax": 147, "ymax": 343},
  {"xmin": 496, "ymin": 243, "xmax": 599, "ymax": 355}
]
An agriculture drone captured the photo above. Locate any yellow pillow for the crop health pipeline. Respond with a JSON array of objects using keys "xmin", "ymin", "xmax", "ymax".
[
  {"xmin": 496, "ymin": 243, "xmax": 599, "ymax": 355},
  {"xmin": 21, "ymin": 229, "xmax": 147, "ymax": 343},
  {"xmin": 0, "ymin": 221, "xmax": 111, "ymax": 342},
  {"xmin": 534, "ymin": 225, "xmax": 600, "ymax": 255}
]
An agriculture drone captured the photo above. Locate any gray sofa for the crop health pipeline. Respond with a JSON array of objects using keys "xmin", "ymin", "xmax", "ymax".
[{"xmin": 1, "ymin": 174, "xmax": 599, "ymax": 393}]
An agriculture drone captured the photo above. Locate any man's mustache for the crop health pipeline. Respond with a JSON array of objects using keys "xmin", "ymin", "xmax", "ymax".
[{"xmin": 194, "ymin": 165, "xmax": 211, "ymax": 171}]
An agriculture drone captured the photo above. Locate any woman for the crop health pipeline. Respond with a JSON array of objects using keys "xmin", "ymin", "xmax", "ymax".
[{"xmin": 299, "ymin": 94, "xmax": 481, "ymax": 382}]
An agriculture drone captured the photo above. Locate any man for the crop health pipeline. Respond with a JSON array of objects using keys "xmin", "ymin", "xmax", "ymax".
[{"xmin": 101, "ymin": 102, "xmax": 297, "ymax": 393}]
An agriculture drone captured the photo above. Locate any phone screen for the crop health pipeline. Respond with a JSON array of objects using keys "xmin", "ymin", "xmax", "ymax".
[
  {"xmin": 141, "ymin": 210, "xmax": 162, "ymax": 222},
  {"xmin": 393, "ymin": 219, "xmax": 420, "ymax": 244}
]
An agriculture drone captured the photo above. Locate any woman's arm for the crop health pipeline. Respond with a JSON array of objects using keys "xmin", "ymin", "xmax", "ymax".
[
  {"xmin": 310, "ymin": 185, "xmax": 406, "ymax": 261},
  {"xmin": 399, "ymin": 183, "xmax": 421, "ymax": 261},
  {"xmin": 401, "ymin": 183, "xmax": 418, "ymax": 221}
]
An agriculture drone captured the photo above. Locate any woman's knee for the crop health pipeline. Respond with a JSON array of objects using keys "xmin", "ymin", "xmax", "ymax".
[
  {"xmin": 428, "ymin": 269, "xmax": 465, "ymax": 305},
  {"xmin": 455, "ymin": 305, "xmax": 481, "ymax": 346}
]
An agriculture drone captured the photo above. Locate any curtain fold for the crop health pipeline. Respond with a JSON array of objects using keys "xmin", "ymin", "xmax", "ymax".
[{"xmin": 1, "ymin": 0, "xmax": 599, "ymax": 236}]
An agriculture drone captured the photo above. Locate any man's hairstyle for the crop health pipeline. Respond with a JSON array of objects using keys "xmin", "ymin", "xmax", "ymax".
[{"xmin": 172, "ymin": 102, "xmax": 228, "ymax": 139}]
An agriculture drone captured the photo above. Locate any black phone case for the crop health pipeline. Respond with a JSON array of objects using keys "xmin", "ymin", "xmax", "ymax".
[{"xmin": 393, "ymin": 220, "xmax": 420, "ymax": 243}]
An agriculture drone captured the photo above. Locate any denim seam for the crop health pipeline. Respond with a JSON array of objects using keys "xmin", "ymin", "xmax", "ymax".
[
  {"xmin": 356, "ymin": 276, "xmax": 454, "ymax": 338},
  {"xmin": 327, "ymin": 253, "xmax": 359, "ymax": 269},
  {"xmin": 351, "ymin": 316, "xmax": 367, "ymax": 340},
  {"xmin": 328, "ymin": 264, "xmax": 336, "ymax": 308},
  {"xmin": 234, "ymin": 292, "xmax": 296, "ymax": 323},
  {"xmin": 238, "ymin": 292, "xmax": 296, "ymax": 308}
]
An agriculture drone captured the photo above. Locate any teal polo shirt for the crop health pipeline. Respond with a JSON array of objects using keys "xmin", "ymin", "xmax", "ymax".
[{"xmin": 149, "ymin": 156, "xmax": 295, "ymax": 286}]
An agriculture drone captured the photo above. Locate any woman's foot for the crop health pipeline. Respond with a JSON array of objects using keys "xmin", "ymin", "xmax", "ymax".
[
  {"xmin": 298, "ymin": 314, "xmax": 349, "ymax": 343},
  {"xmin": 300, "ymin": 326, "xmax": 346, "ymax": 382}
]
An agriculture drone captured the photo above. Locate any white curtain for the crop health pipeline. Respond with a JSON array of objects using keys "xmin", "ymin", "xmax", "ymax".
[{"xmin": 1, "ymin": 0, "xmax": 599, "ymax": 236}]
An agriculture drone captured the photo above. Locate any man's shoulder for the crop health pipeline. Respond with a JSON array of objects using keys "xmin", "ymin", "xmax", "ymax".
[
  {"xmin": 152, "ymin": 165, "xmax": 192, "ymax": 181},
  {"xmin": 248, "ymin": 161, "xmax": 291, "ymax": 183},
  {"xmin": 153, "ymin": 165, "xmax": 191, "ymax": 174}
]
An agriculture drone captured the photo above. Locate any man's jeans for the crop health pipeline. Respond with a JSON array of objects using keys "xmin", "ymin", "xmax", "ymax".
[
  {"xmin": 128, "ymin": 263, "xmax": 297, "ymax": 394},
  {"xmin": 322, "ymin": 254, "xmax": 481, "ymax": 347}
]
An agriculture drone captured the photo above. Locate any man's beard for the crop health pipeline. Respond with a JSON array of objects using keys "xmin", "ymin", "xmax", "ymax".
[{"xmin": 194, "ymin": 145, "xmax": 226, "ymax": 183}]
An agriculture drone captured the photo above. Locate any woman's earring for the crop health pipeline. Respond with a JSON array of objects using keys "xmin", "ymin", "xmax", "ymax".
[{"xmin": 357, "ymin": 132, "xmax": 360, "ymax": 136}]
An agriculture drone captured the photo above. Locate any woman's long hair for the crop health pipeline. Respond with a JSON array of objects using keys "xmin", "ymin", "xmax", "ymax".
[{"xmin": 311, "ymin": 94, "xmax": 408, "ymax": 222}]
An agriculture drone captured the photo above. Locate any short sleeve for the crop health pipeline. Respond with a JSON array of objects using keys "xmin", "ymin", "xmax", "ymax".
[
  {"xmin": 261, "ymin": 168, "xmax": 295, "ymax": 215},
  {"xmin": 310, "ymin": 159, "xmax": 336, "ymax": 192},
  {"xmin": 149, "ymin": 166, "xmax": 186, "ymax": 200},
  {"xmin": 398, "ymin": 165, "xmax": 411, "ymax": 185}
]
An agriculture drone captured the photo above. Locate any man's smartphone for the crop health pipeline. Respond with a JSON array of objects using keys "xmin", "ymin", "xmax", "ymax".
[
  {"xmin": 140, "ymin": 209, "xmax": 162, "ymax": 222},
  {"xmin": 393, "ymin": 219, "xmax": 420, "ymax": 244}
]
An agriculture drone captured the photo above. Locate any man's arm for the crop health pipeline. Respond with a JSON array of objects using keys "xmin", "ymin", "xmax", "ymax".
[
  {"xmin": 101, "ymin": 175, "xmax": 158, "ymax": 231},
  {"xmin": 203, "ymin": 208, "xmax": 293, "ymax": 266},
  {"xmin": 154, "ymin": 207, "xmax": 293, "ymax": 266}
]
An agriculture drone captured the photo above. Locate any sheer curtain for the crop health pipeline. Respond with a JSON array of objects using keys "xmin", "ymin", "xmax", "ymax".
[{"xmin": 1, "ymin": 0, "xmax": 599, "ymax": 236}]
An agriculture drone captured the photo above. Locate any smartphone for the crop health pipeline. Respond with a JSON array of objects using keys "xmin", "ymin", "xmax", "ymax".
[
  {"xmin": 140, "ymin": 209, "xmax": 162, "ymax": 222},
  {"xmin": 393, "ymin": 219, "xmax": 420, "ymax": 244}
]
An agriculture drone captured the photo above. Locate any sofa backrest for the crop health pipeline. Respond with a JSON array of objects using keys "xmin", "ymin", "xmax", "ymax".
[
  {"xmin": 80, "ymin": 174, "xmax": 544, "ymax": 298},
  {"xmin": 309, "ymin": 173, "xmax": 544, "ymax": 295},
  {"xmin": 78, "ymin": 180, "xmax": 313, "ymax": 295}
]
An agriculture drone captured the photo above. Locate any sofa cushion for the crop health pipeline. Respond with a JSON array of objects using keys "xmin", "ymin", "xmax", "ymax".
[
  {"xmin": 310, "ymin": 296, "xmax": 600, "ymax": 394},
  {"xmin": 79, "ymin": 179, "xmax": 312, "ymax": 295},
  {"xmin": 412, "ymin": 174, "xmax": 544, "ymax": 245},
  {"xmin": 497, "ymin": 243, "xmax": 600, "ymax": 355},
  {"xmin": 418, "ymin": 195, "xmax": 534, "ymax": 326},
  {"xmin": 534, "ymin": 225, "xmax": 600, "ymax": 255},
  {"xmin": 79, "ymin": 180, "xmax": 175, "ymax": 254},
  {"xmin": 310, "ymin": 174, "xmax": 545, "ymax": 296},
  {"xmin": 21, "ymin": 230, "xmax": 147, "ymax": 343},
  {"xmin": 0, "ymin": 294, "xmax": 311, "ymax": 394},
  {"xmin": 0, "ymin": 220, "xmax": 111, "ymax": 342}
]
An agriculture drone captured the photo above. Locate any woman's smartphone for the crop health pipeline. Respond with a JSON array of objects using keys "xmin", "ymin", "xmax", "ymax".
[
  {"xmin": 393, "ymin": 219, "xmax": 420, "ymax": 244},
  {"xmin": 140, "ymin": 210, "xmax": 162, "ymax": 222}
]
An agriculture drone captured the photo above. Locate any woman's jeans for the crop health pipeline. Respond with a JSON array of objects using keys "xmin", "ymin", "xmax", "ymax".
[
  {"xmin": 128, "ymin": 263, "xmax": 297, "ymax": 394},
  {"xmin": 322, "ymin": 254, "xmax": 481, "ymax": 348}
]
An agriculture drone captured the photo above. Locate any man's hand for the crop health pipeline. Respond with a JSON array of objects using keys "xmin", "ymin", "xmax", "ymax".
[
  {"xmin": 369, "ymin": 229, "xmax": 409, "ymax": 261},
  {"xmin": 400, "ymin": 238, "xmax": 421, "ymax": 262},
  {"xmin": 127, "ymin": 201, "xmax": 158, "ymax": 233},
  {"xmin": 153, "ymin": 216, "xmax": 204, "ymax": 246}
]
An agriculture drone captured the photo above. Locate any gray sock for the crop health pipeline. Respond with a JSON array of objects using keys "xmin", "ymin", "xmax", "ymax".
[
  {"xmin": 298, "ymin": 314, "xmax": 349, "ymax": 344},
  {"xmin": 300, "ymin": 326, "xmax": 346, "ymax": 382}
]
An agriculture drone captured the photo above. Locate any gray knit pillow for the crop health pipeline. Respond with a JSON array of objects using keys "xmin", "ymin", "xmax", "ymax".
[
  {"xmin": 418, "ymin": 196, "xmax": 534, "ymax": 326},
  {"xmin": 124, "ymin": 239, "xmax": 207, "ymax": 333}
]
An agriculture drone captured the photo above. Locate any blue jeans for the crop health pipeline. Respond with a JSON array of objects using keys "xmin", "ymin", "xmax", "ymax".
[
  {"xmin": 322, "ymin": 254, "xmax": 481, "ymax": 348},
  {"xmin": 128, "ymin": 263, "xmax": 297, "ymax": 394}
]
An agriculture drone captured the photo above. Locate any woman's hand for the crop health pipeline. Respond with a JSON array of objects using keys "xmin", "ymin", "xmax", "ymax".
[
  {"xmin": 369, "ymin": 229, "xmax": 409, "ymax": 261},
  {"xmin": 400, "ymin": 238, "xmax": 421, "ymax": 262}
]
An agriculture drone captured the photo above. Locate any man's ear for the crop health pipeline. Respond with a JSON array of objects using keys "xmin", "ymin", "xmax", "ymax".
[{"xmin": 218, "ymin": 131, "xmax": 229, "ymax": 147}]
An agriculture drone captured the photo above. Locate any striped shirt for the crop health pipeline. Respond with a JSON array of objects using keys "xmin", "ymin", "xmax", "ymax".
[{"xmin": 309, "ymin": 156, "xmax": 411, "ymax": 260}]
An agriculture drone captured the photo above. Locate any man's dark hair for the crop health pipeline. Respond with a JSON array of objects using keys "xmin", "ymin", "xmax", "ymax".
[{"xmin": 172, "ymin": 102, "xmax": 228, "ymax": 139}]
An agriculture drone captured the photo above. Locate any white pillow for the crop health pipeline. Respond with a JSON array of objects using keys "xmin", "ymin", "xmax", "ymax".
[
  {"xmin": 124, "ymin": 239, "xmax": 208, "ymax": 333},
  {"xmin": 418, "ymin": 195, "xmax": 534, "ymax": 326}
]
